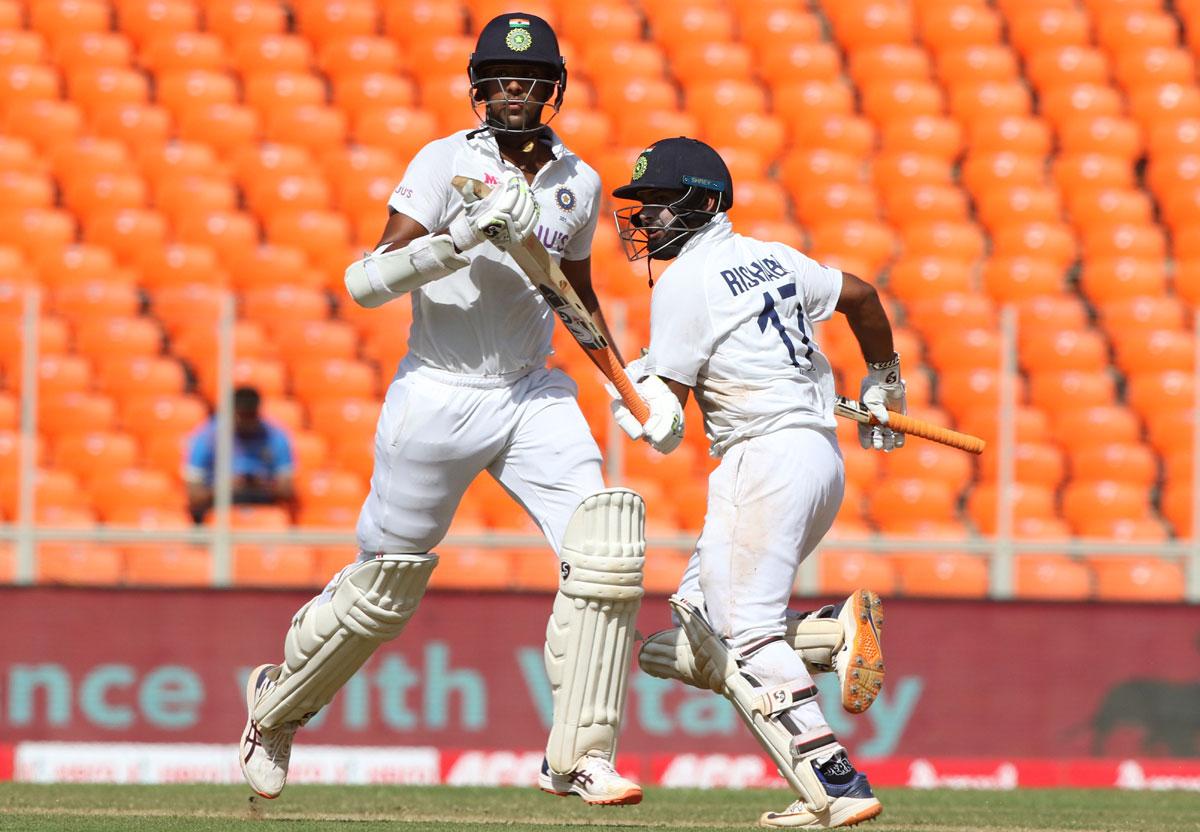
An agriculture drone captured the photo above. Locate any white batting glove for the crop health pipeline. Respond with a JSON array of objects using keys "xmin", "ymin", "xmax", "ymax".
[
  {"xmin": 449, "ymin": 173, "xmax": 540, "ymax": 252},
  {"xmin": 858, "ymin": 353, "xmax": 906, "ymax": 453},
  {"xmin": 606, "ymin": 360, "xmax": 685, "ymax": 455}
]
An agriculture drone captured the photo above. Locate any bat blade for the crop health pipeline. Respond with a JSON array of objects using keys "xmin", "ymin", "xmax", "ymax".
[{"xmin": 451, "ymin": 175, "xmax": 649, "ymax": 424}]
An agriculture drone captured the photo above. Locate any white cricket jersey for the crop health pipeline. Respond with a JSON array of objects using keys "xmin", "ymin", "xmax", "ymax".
[
  {"xmin": 386, "ymin": 128, "xmax": 601, "ymax": 376},
  {"xmin": 644, "ymin": 215, "xmax": 844, "ymax": 456}
]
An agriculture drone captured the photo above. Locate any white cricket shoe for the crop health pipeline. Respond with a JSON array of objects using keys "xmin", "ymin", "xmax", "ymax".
[
  {"xmin": 759, "ymin": 753, "xmax": 882, "ymax": 828},
  {"xmin": 834, "ymin": 590, "xmax": 885, "ymax": 715},
  {"xmin": 538, "ymin": 753, "xmax": 643, "ymax": 806},
  {"xmin": 238, "ymin": 663, "xmax": 298, "ymax": 799}
]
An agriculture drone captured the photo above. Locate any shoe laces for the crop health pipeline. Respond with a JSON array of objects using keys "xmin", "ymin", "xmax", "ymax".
[{"xmin": 580, "ymin": 756, "xmax": 623, "ymax": 785}]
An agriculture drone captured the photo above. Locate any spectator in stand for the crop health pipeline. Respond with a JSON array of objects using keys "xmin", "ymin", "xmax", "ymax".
[{"xmin": 184, "ymin": 386, "xmax": 295, "ymax": 523}]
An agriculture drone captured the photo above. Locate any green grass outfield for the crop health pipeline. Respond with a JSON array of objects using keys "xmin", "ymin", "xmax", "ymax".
[{"xmin": 1, "ymin": 784, "xmax": 1198, "ymax": 832}]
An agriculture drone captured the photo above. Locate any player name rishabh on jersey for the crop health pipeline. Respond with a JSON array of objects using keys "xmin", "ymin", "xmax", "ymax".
[{"xmin": 720, "ymin": 256, "xmax": 793, "ymax": 297}]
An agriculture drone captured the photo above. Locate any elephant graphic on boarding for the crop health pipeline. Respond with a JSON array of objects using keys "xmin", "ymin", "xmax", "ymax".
[{"xmin": 1087, "ymin": 678, "xmax": 1200, "ymax": 757}]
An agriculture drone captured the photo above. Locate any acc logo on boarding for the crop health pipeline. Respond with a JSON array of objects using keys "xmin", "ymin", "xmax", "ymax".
[{"xmin": 554, "ymin": 186, "xmax": 576, "ymax": 212}]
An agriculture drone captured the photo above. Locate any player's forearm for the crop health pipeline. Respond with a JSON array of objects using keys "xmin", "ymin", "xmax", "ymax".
[{"xmin": 837, "ymin": 275, "xmax": 894, "ymax": 365}]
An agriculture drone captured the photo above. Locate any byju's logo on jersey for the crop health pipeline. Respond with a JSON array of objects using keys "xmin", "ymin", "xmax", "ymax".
[{"xmin": 554, "ymin": 186, "xmax": 576, "ymax": 212}]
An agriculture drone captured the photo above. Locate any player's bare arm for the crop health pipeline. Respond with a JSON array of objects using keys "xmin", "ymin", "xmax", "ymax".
[
  {"xmin": 836, "ymin": 271, "xmax": 907, "ymax": 451},
  {"xmin": 374, "ymin": 210, "xmax": 429, "ymax": 253},
  {"xmin": 835, "ymin": 272, "xmax": 895, "ymax": 365}
]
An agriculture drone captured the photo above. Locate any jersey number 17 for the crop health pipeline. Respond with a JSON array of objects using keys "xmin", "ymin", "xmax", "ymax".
[{"xmin": 757, "ymin": 284, "xmax": 815, "ymax": 369}]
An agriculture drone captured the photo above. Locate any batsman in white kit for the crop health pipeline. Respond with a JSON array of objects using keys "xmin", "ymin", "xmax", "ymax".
[
  {"xmin": 609, "ymin": 138, "xmax": 903, "ymax": 828},
  {"xmin": 238, "ymin": 13, "xmax": 646, "ymax": 806}
]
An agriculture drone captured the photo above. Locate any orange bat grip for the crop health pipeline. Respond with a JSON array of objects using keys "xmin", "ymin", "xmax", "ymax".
[
  {"xmin": 593, "ymin": 348, "xmax": 651, "ymax": 425},
  {"xmin": 882, "ymin": 412, "xmax": 986, "ymax": 455}
]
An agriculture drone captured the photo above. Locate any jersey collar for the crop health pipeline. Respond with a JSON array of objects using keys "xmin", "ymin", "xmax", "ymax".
[{"xmin": 678, "ymin": 213, "xmax": 733, "ymax": 256}]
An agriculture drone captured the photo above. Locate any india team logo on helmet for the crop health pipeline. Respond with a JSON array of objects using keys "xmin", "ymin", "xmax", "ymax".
[
  {"xmin": 632, "ymin": 155, "xmax": 648, "ymax": 180},
  {"xmin": 555, "ymin": 186, "xmax": 577, "ymax": 212},
  {"xmin": 505, "ymin": 18, "xmax": 533, "ymax": 52}
]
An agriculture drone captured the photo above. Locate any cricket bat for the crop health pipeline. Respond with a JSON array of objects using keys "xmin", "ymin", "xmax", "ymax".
[
  {"xmin": 452, "ymin": 175, "xmax": 650, "ymax": 424},
  {"xmin": 834, "ymin": 396, "xmax": 986, "ymax": 454}
]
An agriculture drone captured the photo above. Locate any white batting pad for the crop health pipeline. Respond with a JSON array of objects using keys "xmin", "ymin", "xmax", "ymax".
[
  {"xmin": 639, "ymin": 614, "xmax": 845, "ymax": 690},
  {"xmin": 544, "ymin": 489, "xmax": 645, "ymax": 774},
  {"xmin": 669, "ymin": 596, "xmax": 834, "ymax": 813},
  {"xmin": 253, "ymin": 554, "xmax": 437, "ymax": 730}
]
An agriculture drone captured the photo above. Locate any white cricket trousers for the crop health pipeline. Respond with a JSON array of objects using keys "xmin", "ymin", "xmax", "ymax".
[
  {"xmin": 355, "ymin": 356, "xmax": 605, "ymax": 557},
  {"xmin": 676, "ymin": 425, "xmax": 845, "ymax": 651},
  {"xmin": 676, "ymin": 426, "xmax": 844, "ymax": 735}
]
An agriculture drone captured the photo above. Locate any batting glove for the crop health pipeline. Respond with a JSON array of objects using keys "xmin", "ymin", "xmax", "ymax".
[
  {"xmin": 450, "ymin": 173, "xmax": 540, "ymax": 252},
  {"xmin": 858, "ymin": 353, "xmax": 906, "ymax": 453},
  {"xmin": 606, "ymin": 359, "xmax": 685, "ymax": 455}
]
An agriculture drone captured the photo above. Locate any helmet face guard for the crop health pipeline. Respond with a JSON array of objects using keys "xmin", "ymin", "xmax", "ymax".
[
  {"xmin": 468, "ymin": 64, "xmax": 565, "ymax": 135},
  {"xmin": 614, "ymin": 187, "xmax": 721, "ymax": 261}
]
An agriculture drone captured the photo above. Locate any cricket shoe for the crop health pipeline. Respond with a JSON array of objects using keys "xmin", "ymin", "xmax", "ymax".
[
  {"xmin": 238, "ymin": 663, "xmax": 298, "ymax": 799},
  {"xmin": 834, "ymin": 589, "xmax": 885, "ymax": 714},
  {"xmin": 759, "ymin": 752, "xmax": 882, "ymax": 828},
  {"xmin": 538, "ymin": 754, "xmax": 643, "ymax": 805}
]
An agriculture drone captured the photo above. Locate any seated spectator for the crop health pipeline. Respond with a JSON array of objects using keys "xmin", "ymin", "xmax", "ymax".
[{"xmin": 184, "ymin": 386, "xmax": 295, "ymax": 523}]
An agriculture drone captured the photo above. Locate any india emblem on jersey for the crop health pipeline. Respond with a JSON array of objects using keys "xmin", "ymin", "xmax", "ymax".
[
  {"xmin": 632, "ymin": 155, "xmax": 648, "ymax": 180},
  {"xmin": 555, "ymin": 186, "xmax": 577, "ymax": 212},
  {"xmin": 506, "ymin": 20, "xmax": 532, "ymax": 52}
]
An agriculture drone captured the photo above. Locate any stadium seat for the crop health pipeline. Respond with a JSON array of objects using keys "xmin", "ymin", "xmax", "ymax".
[
  {"xmin": 968, "ymin": 481, "xmax": 1057, "ymax": 535},
  {"xmin": 966, "ymin": 115, "xmax": 1053, "ymax": 156},
  {"xmin": 1090, "ymin": 556, "xmax": 1185, "ymax": 602},
  {"xmin": 892, "ymin": 552, "xmax": 988, "ymax": 598},
  {"xmin": 91, "ymin": 102, "xmax": 172, "ymax": 147},
  {"xmin": 125, "ymin": 544, "xmax": 211, "ymax": 587},
  {"xmin": 947, "ymin": 81, "xmax": 1032, "ymax": 124},
  {"xmin": 1051, "ymin": 405, "xmax": 1142, "ymax": 450},
  {"xmin": 924, "ymin": 327, "xmax": 1001, "ymax": 373},
  {"xmin": 885, "ymin": 253, "xmax": 973, "ymax": 299},
  {"xmin": 1070, "ymin": 443, "xmax": 1159, "ymax": 489},
  {"xmin": 976, "ymin": 441, "xmax": 1065, "ymax": 489},
  {"xmin": 1027, "ymin": 370, "xmax": 1115, "ymax": 411},
  {"xmin": 1018, "ymin": 330, "xmax": 1109, "ymax": 373},
  {"xmin": 97, "ymin": 356, "xmax": 187, "ymax": 398},
  {"xmin": 1015, "ymin": 555, "xmax": 1092, "ymax": 601},
  {"xmin": 867, "ymin": 478, "xmax": 958, "ymax": 530},
  {"xmin": 234, "ymin": 545, "xmax": 317, "ymax": 588},
  {"xmin": 934, "ymin": 45, "xmax": 1018, "ymax": 86},
  {"xmin": 1025, "ymin": 46, "xmax": 1109, "ymax": 90},
  {"xmin": 860, "ymin": 79, "xmax": 945, "ymax": 125},
  {"xmin": 990, "ymin": 222, "xmax": 1077, "ymax": 268},
  {"xmin": 879, "ymin": 116, "xmax": 963, "ymax": 162},
  {"xmin": 1007, "ymin": 8, "xmax": 1090, "ymax": 58},
  {"xmin": 140, "ymin": 32, "xmax": 228, "ymax": 73}
]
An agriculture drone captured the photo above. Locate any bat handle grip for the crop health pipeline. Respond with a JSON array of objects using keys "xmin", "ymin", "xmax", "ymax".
[
  {"xmin": 882, "ymin": 411, "xmax": 987, "ymax": 455},
  {"xmin": 596, "ymin": 350, "xmax": 651, "ymax": 424}
]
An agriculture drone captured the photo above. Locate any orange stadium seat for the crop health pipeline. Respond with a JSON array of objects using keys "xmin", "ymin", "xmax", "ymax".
[
  {"xmin": 1095, "ymin": 9, "xmax": 1179, "ymax": 53},
  {"xmin": 559, "ymin": 3, "xmax": 640, "ymax": 45},
  {"xmin": 879, "ymin": 116, "xmax": 963, "ymax": 162},
  {"xmin": 934, "ymin": 45, "xmax": 1018, "ymax": 86},
  {"xmin": 794, "ymin": 183, "xmax": 879, "ymax": 226},
  {"xmin": 1129, "ymin": 83, "xmax": 1200, "ymax": 126},
  {"xmin": 867, "ymin": 478, "xmax": 958, "ymax": 530},
  {"xmin": 1051, "ymin": 404, "xmax": 1143, "ymax": 452},
  {"xmin": 918, "ymin": 3, "xmax": 1003, "ymax": 52},
  {"xmin": 137, "ymin": 242, "xmax": 227, "ymax": 290},
  {"xmin": 290, "ymin": 1, "xmax": 374, "ymax": 50},
  {"xmin": 288, "ymin": 429, "xmax": 329, "ymax": 472},
  {"xmin": 140, "ymin": 32, "xmax": 228, "ymax": 73},
  {"xmin": 120, "ymin": 393, "xmax": 208, "ymax": 439},
  {"xmin": 176, "ymin": 103, "xmax": 261, "ymax": 157},
  {"xmin": 1019, "ymin": 329, "xmax": 1109, "ymax": 373},
  {"xmin": 117, "ymin": 0, "xmax": 199, "ymax": 49},
  {"xmin": 947, "ymin": 81, "xmax": 1032, "ymax": 124},
  {"xmin": 968, "ymin": 481, "xmax": 1057, "ymax": 535},
  {"xmin": 1024, "ymin": 46, "xmax": 1109, "ymax": 90},
  {"xmin": 893, "ymin": 552, "xmax": 988, "ymax": 599},
  {"xmin": 52, "ymin": 136, "xmax": 136, "ymax": 181},
  {"xmin": 616, "ymin": 109, "xmax": 700, "ymax": 150},
  {"xmin": 771, "ymin": 79, "xmax": 857, "ymax": 122},
  {"xmin": 1126, "ymin": 371, "xmax": 1194, "ymax": 419},
  {"xmin": 2, "ymin": 99, "xmax": 81, "ymax": 153},
  {"xmin": 332, "ymin": 72, "xmax": 417, "ymax": 119},
  {"xmin": 1062, "ymin": 480, "xmax": 1154, "ymax": 532},
  {"xmin": 0, "ymin": 172, "xmax": 56, "ymax": 212},
  {"xmin": 650, "ymin": 6, "xmax": 734, "ymax": 44},
  {"xmin": 807, "ymin": 221, "xmax": 896, "ymax": 275},
  {"xmin": 290, "ymin": 358, "xmax": 376, "ymax": 405},
  {"xmin": 1015, "ymin": 555, "xmax": 1092, "ymax": 601},
  {"xmin": 1113, "ymin": 47, "xmax": 1195, "ymax": 90},
  {"xmin": 671, "ymin": 41, "xmax": 754, "ymax": 82},
  {"xmin": 67, "ymin": 67, "xmax": 151, "ymax": 116},
  {"xmin": 91, "ymin": 101, "xmax": 172, "ymax": 147},
  {"xmin": 820, "ymin": 550, "xmax": 898, "ymax": 597},
  {"xmin": 885, "ymin": 254, "xmax": 974, "ymax": 301},
  {"xmin": 50, "ymin": 279, "xmax": 140, "ymax": 324},
  {"xmin": 206, "ymin": 2, "xmax": 287, "ymax": 44},
  {"xmin": 0, "ymin": 31, "xmax": 48, "ymax": 67},
  {"xmin": 243, "ymin": 71, "xmax": 328, "ymax": 112},
  {"xmin": 975, "ymin": 185, "xmax": 1062, "ymax": 231},
  {"xmin": 1113, "ymin": 329, "xmax": 1195, "ymax": 375},
  {"xmin": 990, "ymin": 222, "xmax": 1077, "ymax": 268},
  {"xmin": 125, "ymin": 544, "xmax": 211, "ymax": 587},
  {"xmin": 1007, "ymin": 7, "xmax": 1090, "ymax": 58},
  {"xmin": 28, "ymin": 0, "xmax": 110, "ymax": 45},
  {"xmin": 1068, "ymin": 187, "xmax": 1155, "ymax": 228},
  {"xmin": 761, "ymin": 41, "xmax": 841, "ymax": 84},
  {"xmin": 234, "ymin": 545, "xmax": 317, "ymax": 589},
  {"xmin": 860, "ymin": 79, "xmax": 945, "ymax": 125},
  {"xmin": 873, "ymin": 152, "xmax": 954, "ymax": 190},
  {"xmin": 1028, "ymin": 370, "xmax": 1115, "ymax": 411},
  {"xmin": 960, "ymin": 152, "xmax": 1047, "ymax": 196},
  {"xmin": 849, "ymin": 45, "xmax": 931, "ymax": 88},
  {"xmin": 1069, "ymin": 443, "xmax": 1158, "ymax": 489},
  {"xmin": 1090, "ymin": 556, "xmax": 1185, "ymax": 602},
  {"xmin": 264, "ymin": 210, "xmax": 352, "ymax": 276},
  {"xmin": 174, "ymin": 209, "xmax": 260, "ymax": 268},
  {"xmin": 229, "ymin": 33, "xmax": 312, "ymax": 76},
  {"xmin": 900, "ymin": 221, "xmax": 986, "ymax": 262},
  {"xmin": 828, "ymin": 1, "xmax": 915, "ymax": 50},
  {"xmin": 966, "ymin": 115, "xmax": 1053, "ymax": 156},
  {"xmin": 786, "ymin": 114, "xmax": 877, "ymax": 159}
]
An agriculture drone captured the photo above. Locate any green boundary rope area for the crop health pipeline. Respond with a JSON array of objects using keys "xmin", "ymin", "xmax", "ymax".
[{"xmin": 2, "ymin": 784, "xmax": 1200, "ymax": 832}]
